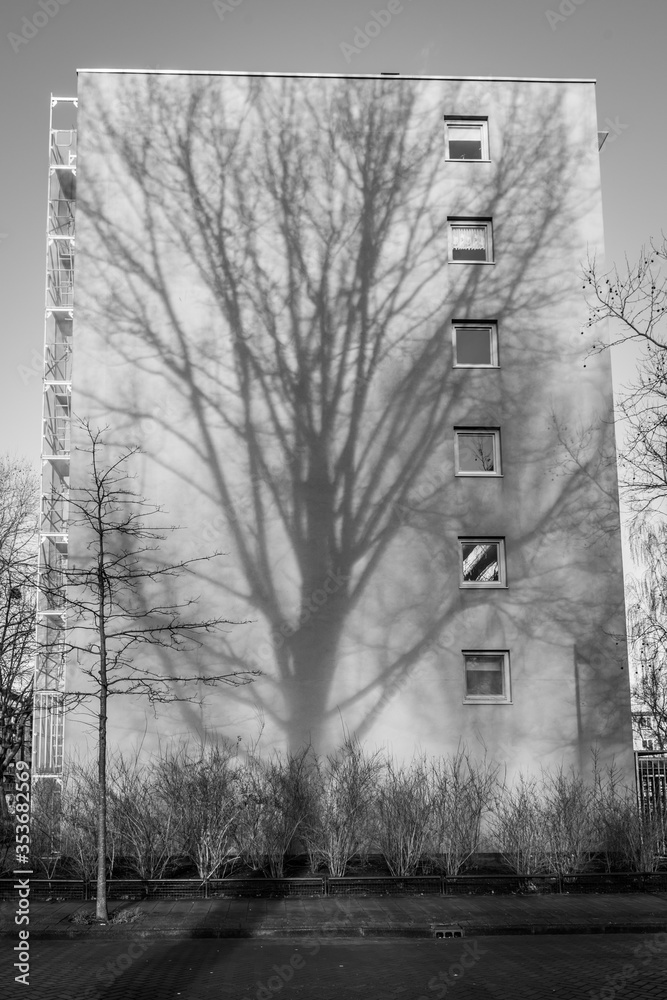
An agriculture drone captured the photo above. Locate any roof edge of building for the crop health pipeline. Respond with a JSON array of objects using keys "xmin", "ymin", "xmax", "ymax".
[{"xmin": 75, "ymin": 69, "xmax": 597, "ymax": 84}]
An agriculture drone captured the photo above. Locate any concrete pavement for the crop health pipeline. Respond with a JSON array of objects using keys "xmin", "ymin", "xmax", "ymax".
[{"xmin": 2, "ymin": 892, "xmax": 667, "ymax": 940}]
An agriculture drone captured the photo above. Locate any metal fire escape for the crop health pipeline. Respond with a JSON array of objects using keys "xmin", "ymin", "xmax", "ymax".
[{"xmin": 32, "ymin": 96, "xmax": 77, "ymax": 782}]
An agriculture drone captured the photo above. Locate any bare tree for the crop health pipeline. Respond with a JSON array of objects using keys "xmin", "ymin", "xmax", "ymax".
[
  {"xmin": 45, "ymin": 419, "xmax": 257, "ymax": 921},
  {"xmin": 0, "ymin": 457, "xmax": 38, "ymax": 823},
  {"xmin": 585, "ymin": 235, "xmax": 667, "ymax": 509},
  {"xmin": 585, "ymin": 236, "xmax": 667, "ymax": 747}
]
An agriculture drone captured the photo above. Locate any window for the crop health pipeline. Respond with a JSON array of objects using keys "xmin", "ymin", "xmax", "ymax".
[
  {"xmin": 459, "ymin": 537, "xmax": 506, "ymax": 587},
  {"xmin": 463, "ymin": 651, "xmax": 511, "ymax": 703},
  {"xmin": 455, "ymin": 429, "xmax": 501, "ymax": 475},
  {"xmin": 449, "ymin": 218, "xmax": 493, "ymax": 262},
  {"xmin": 444, "ymin": 118, "xmax": 489, "ymax": 160},
  {"xmin": 452, "ymin": 322, "xmax": 499, "ymax": 367}
]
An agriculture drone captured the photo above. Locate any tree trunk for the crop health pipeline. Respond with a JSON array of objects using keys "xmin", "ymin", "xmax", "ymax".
[
  {"xmin": 284, "ymin": 591, "xmax": 347, "ymax": 752},
  {"xmin": 96, "ymin": 531, "xmax": 109, "ymax": 922},
  {"xmin": 96, "ymin": 673, "xmax": 108, "ymax": 921}
]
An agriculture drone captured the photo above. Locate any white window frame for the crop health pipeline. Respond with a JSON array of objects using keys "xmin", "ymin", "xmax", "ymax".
[
  {"xmin": 459, "ymin": 537, "xmax": 507, "ymax": 588},
  {"xmin": 448, "ymin": 218, "xmax": 494, "ymax": 264},
  {"xmin": 462, "ymin": 650, "xmax": 511, "ymax": 704},
  {"xmin": 452, "ymin": 321, "xmax": 499, "ymax": 368},
  {"xmin": 444, "ymin": 118, "xmax": 489, "ymax": 161},
  {"xmin": 455, "ymin": 428, "xmax": 502, "ymax": 477}
]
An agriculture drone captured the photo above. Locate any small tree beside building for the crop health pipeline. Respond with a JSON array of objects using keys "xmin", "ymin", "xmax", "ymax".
[
  {"xmin": 585, "ymin": 235, "xmax": 667, "ymax": 752},
  {"xmin": 44, "ymin": 420, "xmax": 257, "ymax": 921},
  {"xmin": 0, "ymin": 457, "xmax": 38, "ymax": 824}
]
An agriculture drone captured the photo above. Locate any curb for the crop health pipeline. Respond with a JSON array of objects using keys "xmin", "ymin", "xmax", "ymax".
[{"xmin": 8, "ymin": 921, "xmax": 667, "ymax": 941}]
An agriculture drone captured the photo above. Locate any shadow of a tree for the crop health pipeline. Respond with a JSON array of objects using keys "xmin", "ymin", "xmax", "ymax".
[{"xmin": 71, "ymin": 73, "xmax": 628, "ymax": 764}]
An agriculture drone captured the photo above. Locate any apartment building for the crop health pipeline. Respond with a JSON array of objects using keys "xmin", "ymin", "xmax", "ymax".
[{"xmin": 33, "ymin": 72, "xmax": 634, "ymax": 784}]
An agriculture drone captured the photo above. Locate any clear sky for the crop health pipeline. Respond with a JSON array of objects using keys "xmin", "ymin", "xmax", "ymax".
[{"xmin": 0, "ymin": 0, "xmax": 664, "ymax": 467}]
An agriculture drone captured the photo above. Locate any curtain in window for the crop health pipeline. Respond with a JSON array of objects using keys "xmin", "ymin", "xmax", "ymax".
[
  {"xmin": 452, "ymin": 226, "xmax": 486, "ymax": 250},
  {"xmin": 448, "ymin": 127, "xmax": 480, "ymax": 142}
]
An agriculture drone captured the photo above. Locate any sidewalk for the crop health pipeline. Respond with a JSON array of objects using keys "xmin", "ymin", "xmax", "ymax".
[{"xmin": 3, "ymin": 893, "xmax": 667, "ymax": 940}]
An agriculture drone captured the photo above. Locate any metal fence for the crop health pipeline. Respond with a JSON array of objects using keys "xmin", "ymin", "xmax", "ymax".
[
  {"xmin": 637, "ymin": 753, "xmax": 667, "ymax": 817},
  {"xmin": 2, "ymin": 872, "xmax": 667, "ymax": 901}
]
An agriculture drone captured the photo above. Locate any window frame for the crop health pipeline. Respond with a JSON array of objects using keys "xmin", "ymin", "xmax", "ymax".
[
  {"xmin": 462, "ymin": 650, "xmax": 511, "ymax": 704},
  {"xmin": 454, "ymin": 426, "xmax": 503, "ymax": 479},
  {"xmin": 444, "ymin": 117, "xmax": 490, "ymax": 161},
  {"xmin": 454, "ymin": 428, "xmax": 502, "ymax": 477},
  {"xmin": 452, "ymin": 321, "xmax": 499, "ymax": 369},
  {"xmin": 458, "ymin": 536, "xmax": 507, "ymax": 588},
  {"xmin": 448, "ymin": 217, "xmax": 494, "ymax": 264}
]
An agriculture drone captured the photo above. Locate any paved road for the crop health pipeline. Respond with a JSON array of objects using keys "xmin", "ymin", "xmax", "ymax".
[{"xmin": 3, "ymin": 935, "xmax": 667, "ymax": 1000}]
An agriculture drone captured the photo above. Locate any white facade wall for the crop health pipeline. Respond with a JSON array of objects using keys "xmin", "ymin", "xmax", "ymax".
[{"xmin": 67, "ymin": 71, "xmax": 632, "ymax": 781}]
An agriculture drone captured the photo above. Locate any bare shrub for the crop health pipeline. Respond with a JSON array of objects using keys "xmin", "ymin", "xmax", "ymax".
[
  {"xmin": 69, "ymin": 906, "xmax": 95, "ymax": 924},
  {"xmin": 302, "ymin": 736, "xmax": 385, "ymax": 876},
  {"xmin": 426, "ymin": 748, "xmax": 498, "ymax": 876},
  {"xmin": 110, "ymin": 904, "xmax": 144, "ymax": 924},
  {"xmin": 30, "ymin": 777, "xmax": 65, "ymax": 879},
  {"xmin": 0, "ymin": 814, "xmax": 16, "ymax": 876},
  {"xmin": 491, "ymin": 775, "xmax": 550, "ymax": 874},
  {"xmin": 492, "ymin": 756, "xmax": 667, "ymax": 876},
  {"xmin": 635, "ymin": 811, "xmax": 667, "ymax": 872},
  {"xmin": 108, "ymin": 753, "xmax": 179, "ymax": 880},
  {"xmin": 492, "ymin": 764, "xmax": 597, "ymax": 877},
  {"xmin": 374, "ymin": 756, "xmax": 432, "ymax": 876},
  {"xmin": 605, "ymin": 801, "xmax": 667, "ymax": 873},
  {"xmin": 236, "ymin": 746, "xmax": 314, "ymax": 878},
  {"xmin": 593, "ymin": 758, "xmax": 667, "ymax": 872},
  {"xmin": 538, "ymin": 765, "xmax": 597, "ymax": 876},
  {"xmin": 156, "ymin": 740, "xmax": 241, "ymax": 881},
  {"xmin": 59, "ymin": 763, "xmax": 99, "ymax": 881}
]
